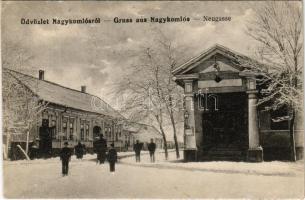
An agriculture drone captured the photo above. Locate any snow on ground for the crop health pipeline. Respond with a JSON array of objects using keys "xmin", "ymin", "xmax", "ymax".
[
  {"xmin": 3, "ymin": 150, "xmax": 304, "ymax": 198},
  {"xmin": 122, "ymin": 151, "xmax": 304, "ymax": 177},
  {"xmin": 3, "ymin": 151, "xmax": 136, "ymax": 166}
]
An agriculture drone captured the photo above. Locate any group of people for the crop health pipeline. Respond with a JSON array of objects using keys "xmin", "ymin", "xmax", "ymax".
[
  {"xmin": 59, "ymin": 134, "xmax": 117, "ymax": 176},
  {"xmin": 93, "ymin": 134, "xmax": 118, "ymax": 172},
  {"xmin": 59, "ymin": 134, "xmax": 157, "ymax": 177},
  {"xmin": 133, "ymin": 139, "xmax": 156, "ymax": 163},
  {"xmin": 60, "ymin": 141, "xmax": 86, "ymax": 176}
]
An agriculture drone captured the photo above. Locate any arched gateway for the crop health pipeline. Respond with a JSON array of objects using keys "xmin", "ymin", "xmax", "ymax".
[{"xmin": 173, "ymin": 44, "xmax": 263, "ymax": 162}]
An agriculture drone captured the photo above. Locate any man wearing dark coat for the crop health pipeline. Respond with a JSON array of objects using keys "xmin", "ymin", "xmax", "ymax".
[
  {"xmin": 133, "ymin": 140, "xmax": 143, "ymax": 162},
  {"xmin": 74, "ymin": 141, "xmax": 84, "ymax": 159},
  {"xmin": 95, "ymin": 134, "xmax": 107, "ymax": 164},
  {"xmin": 148, "ymin": 138, "xmax": 156, "ymax": 163},
  {"xmin": 60, "ymin": 142, "xmax": 72, "ymax": 176},
  {"xmin": 39, "ymin": 119, "xmax": 52, "ymax": 158},
  {"xmin": 107, "ymin": 143, "xmax": 117, "ymax": 173}
]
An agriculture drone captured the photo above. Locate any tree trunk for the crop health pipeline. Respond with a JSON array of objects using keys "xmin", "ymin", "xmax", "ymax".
[
  {"xmin": 26, "ymin": 130, "xmax": 30, "ymax": 155},
  {"xmin": 169, "ymin": 112, "xmax": 180, "ymax": 159},
  {"xmin": 17, "ymin": 145, "xmax": 30, "ymax": 160},
  {"xmin": 159, "ymin": 124, "xmax": 168, "ymax": 160},
  {"xmin": 289, "ymin": 109, "xmax": 296, "ymax": 161},
  {"xmin": 4, "ymin": 133, "xmax": 10, "ymax": 160}
]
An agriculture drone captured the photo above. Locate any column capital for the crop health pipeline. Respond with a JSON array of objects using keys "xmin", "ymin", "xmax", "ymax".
[
  {"xmin": 184, "ymin": 81, "xmax": 194, "ymax": 94},
  {"xmin": 183, "ymin": 79, "xmax": 194, "ymax": 83},
  {"xmin": 246, "ymin": 89, "xmax": 258, "ymax": 94},
  {"xmin": 184, "ymin": 94, "xmax": 194, "ymax": 97},
  {"xmin": 246, "ymin": 90, "xmax": 258, "ymax": 99}
]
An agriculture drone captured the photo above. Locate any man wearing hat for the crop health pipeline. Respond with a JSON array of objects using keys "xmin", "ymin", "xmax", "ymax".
[
  {"xmin": 60, "ymin": 141, "xmax": 72, "ymax": 176},
  {"xmin": 107, "ymin": 143, "xmax": 117, "ymax": 173},
  {"xmin": 95, "ymin": 134, "xmax": 107, "ymax": 164}
]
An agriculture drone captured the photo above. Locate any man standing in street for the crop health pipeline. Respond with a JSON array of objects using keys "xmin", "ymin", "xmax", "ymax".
[
  {"xmin": 95, "ymin": 134, "xmax": 107, "ymax": 164},
  {"xmin": 133, "ymin": 140, "xmax": 143, "ymax": 162},
  {"xmin": 107, "ymin": 143, "xmax": 117, "ymax": 174},
  {"xmin": 148, "ymin": 138, "xmax": 156, "ymax": 163},
  {"xmin": 60, "ymin": 141, "xmax": 72, "ymax": 176},
  {"xmin": 74, "ymin": 141, "xmax": 85, "ymax": 159},
  {"xmin": 39, "ymin": 119, "xmax": 52, "ymax": 158}
]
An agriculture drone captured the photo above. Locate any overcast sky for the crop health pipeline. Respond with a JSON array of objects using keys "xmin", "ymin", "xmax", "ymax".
[{"xmin": 2, "ymin": 1, "xmax": 299, "ymax": 106}]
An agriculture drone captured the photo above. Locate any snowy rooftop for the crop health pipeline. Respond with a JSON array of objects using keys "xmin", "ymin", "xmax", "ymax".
[{"xmin": 4, "ymin": 68, "xmax": 124, "ymax": 119}]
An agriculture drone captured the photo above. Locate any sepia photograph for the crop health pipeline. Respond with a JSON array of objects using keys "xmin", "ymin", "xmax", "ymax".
[{"xmin": 1, "ymin": 0, "xmax": 304, "ymax": 198}]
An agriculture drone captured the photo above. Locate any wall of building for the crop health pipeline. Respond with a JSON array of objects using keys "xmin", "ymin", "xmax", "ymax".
[
  {"xmin": 258, "ymin": 109, "xmax": 304, "ymax": 160},
  {"xmin": 35, "ymin": 104, "xmax": 129, "ymax": 153}
]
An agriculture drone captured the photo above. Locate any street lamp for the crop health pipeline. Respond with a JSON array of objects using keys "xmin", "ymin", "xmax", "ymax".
[
  {"xmin": 184, "ymin": 110, "xmax": 189, "ymax": 120},
  {"xmin": 184, "ymin": 110, "xmax": 190, "ymax": 129}
]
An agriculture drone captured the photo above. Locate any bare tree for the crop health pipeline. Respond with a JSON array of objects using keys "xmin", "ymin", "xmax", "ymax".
[
  {"xmin": 152, "ymin": 32, "xmax": 184, "ymax": 159},
  {"xmin": 2, "ymin": 41, "xmax": 48, "ymax": 160},
  {"xmin": 113, "ymin": 31, "xmax": 186, "ymax": 159},
  {"xmin": 3, "ymin": 69, "xmax": 48, "ymax": 159},
  {"xmin": 113, "ymin": 48, "xmax": 169, "ymax": 159},
  {"xmin": 243, "ymin": 1, "xmax": 303, "ymax": 161}
]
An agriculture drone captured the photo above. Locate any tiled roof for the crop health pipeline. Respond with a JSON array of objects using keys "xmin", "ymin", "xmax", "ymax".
[{"xmin": 4, "ymin": 68, "xmax": 124, "ymax": 119}]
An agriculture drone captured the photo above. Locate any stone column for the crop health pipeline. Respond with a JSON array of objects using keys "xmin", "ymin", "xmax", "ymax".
[
  {"xmin": 184, "ymin": 80, "xmax": 197, "ymax": 161},
  {"xmin": 239, "ymin": 70, "xmax": 263, "ymax": 162},
  {"xmin": 247, "ymin": 90, "xmax": 263, "ymax": 162},
  {"xmin": 248, "ymin": 92, "xmax": 259, "ymax": 148}
]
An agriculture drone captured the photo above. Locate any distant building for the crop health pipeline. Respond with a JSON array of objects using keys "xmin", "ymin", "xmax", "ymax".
[
  {"xmin": 3, "ymin": 68, "xmax": 131, "ymax": 159},
  {"xmin": 123, "ymin": 122, "xmax": 164, "ymax": 150}
]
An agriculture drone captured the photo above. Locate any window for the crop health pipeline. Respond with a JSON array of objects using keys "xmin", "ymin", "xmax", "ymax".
[
  {"xmin": 118, "ymin": 126, "xmax": 122, "ymax": 138},
  {"xmin": 63, "ymin": 121, "xmax": 67, "ymax": 140},
  {"xmin": 85, "ymin": 124, "xmax": 89, "ymax": 141},
  {"xmin": 270, "ymin": 107, "xmax": 289, "ymax": 130},
  {"xmin": 69, "ymin": 119, "xmax": 74, "ymax": 140},
  {"xmin": 80, "ymin": 123, "xmax": 84, "ymax": 141},
  {"xmin": 104, "ymin": 126, "xmax": 108, "ymax": 139},
  {"xmin": 128, "ymin": 135, "xmax": 131, "ymax": 146},
  {"xmin": 107, "ymin": 127, "xmax": 110, "ymax": 138},
  {"xmin": 115, "ymin": 126, "xmax": 118, "ymax": 141},
  {"xmin": 51, "ymin": 119, "xmax": 56, "ymax": 139}
]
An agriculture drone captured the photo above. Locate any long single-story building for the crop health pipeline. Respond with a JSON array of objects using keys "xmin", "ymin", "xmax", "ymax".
[
  {"xmin": 172, "ymin": 44, "xmax": 304, "ymax": 162},
  {"xmin": 123, "ymin": 122, "xmax": 164, "ymax": 150},
  {"xmin": 3, "ymin": 68, "xmax": 133, "ymax": 159}
]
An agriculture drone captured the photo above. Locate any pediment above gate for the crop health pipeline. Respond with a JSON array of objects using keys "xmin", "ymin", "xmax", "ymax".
[
  {"xmin": 199, "ymin": 60, "xmax": 240, "ymax": 73},
  {"xmin": 173, "ymin": 44, "xmax": 249, "ymax": 76}
]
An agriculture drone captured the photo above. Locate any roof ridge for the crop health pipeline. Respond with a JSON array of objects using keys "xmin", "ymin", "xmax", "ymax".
[
  {"xmin": 4, "ymin": 67, "xmax": 106, "ymax": 102},
  {"xmin": 3, "ymin": 67, "xmax": 124, "ymax": 119}
]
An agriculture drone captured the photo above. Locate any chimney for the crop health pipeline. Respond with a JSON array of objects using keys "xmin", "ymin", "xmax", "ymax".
[
  {"xmin": 39, "ymin": 70, "xmax": 45, "ymax": 80},
  {"xmin": 81, "ymin": 85, "xmax": 86, "ymax": 93}
]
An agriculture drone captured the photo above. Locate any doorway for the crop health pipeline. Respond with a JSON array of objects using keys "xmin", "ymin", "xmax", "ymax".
[
  {"xmin": 93, "ymin": 126, "xmax": 101, "ymax": 140},
  {"xmin": 201, "ymin": 92, "xmax": 248, "ymax": 151}
]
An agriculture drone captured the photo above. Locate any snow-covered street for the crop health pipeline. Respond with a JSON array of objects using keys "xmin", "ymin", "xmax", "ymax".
[{"xmin": 3, "ymin": 151, "xmax": 304, "ymax": 198}]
